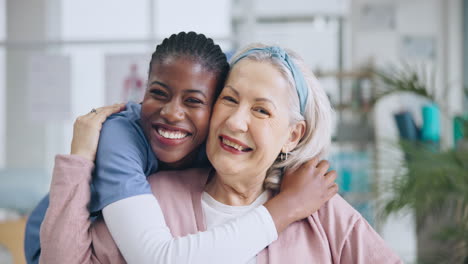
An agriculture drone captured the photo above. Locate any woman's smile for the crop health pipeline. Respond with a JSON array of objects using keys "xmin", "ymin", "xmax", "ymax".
[
  {"xmin": 218, "ymin": 134, "xmax": 253, "ymax": 154},
  {"xmin": 152, "ymin": 123, "xmax": 192, "ymax": 146}
]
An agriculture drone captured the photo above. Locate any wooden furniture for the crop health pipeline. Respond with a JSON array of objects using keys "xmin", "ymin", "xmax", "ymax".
[{"xmin": 0, "ymin": 217, "xmax": 27, "ymax": 264}]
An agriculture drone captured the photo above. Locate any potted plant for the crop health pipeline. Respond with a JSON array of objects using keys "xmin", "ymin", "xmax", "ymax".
[
  {"xmin": 382, "ymin": 140, "xmax": 468, "ymax": 263},
  {"xmin": 372, "ymin": 65, "xmax": 468, "ymax": 263}
]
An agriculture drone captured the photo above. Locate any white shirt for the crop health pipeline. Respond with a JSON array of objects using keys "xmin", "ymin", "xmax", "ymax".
[{"xmin": 202, "ymin": 191, "xmax": 270, "ymax": 264}]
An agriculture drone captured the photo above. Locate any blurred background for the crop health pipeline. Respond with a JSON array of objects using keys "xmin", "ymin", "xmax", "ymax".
[{"xmin": 0, "ymin": 0, "xmax": 467, "ymax": 263}]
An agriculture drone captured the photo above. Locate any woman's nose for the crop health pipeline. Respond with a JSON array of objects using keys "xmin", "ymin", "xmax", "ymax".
[
  {"xmin": 160, "ymin": 100, "xmax": 184, "ymax": 123},
  {"xmin": 225, "ymin": 108, "xmax": 248, "ymax": 133}
]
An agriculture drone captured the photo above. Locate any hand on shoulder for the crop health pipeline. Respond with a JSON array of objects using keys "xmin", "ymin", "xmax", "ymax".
[
  {"xmin": 281, "ymin": 158, "xmax": 338, "ymax": 220},
  {"xmin": 264, "ymin": 157, "xmax": 338, "ymax": 233},
  {"xmin": 71, "ymin": 103, "xmax": 126, "ymax": 161}
]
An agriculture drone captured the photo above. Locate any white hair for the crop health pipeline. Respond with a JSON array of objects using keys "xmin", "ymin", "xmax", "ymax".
[{"xmin": 230, "ymin": 43, "xmax": 334, "ymax": 192}]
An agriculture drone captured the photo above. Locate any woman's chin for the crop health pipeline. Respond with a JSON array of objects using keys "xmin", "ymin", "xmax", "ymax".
[
  {"xmin": 154, "ymin": 151, "xmax": 188, "ymax": 168},
  {"xmin": 211, "ymin": 161, "xmax": 242, "ymax": 176}
]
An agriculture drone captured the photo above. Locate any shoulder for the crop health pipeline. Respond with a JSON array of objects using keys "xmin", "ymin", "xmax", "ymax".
[
  {"xmin": 315, "ymin": 194, "xmax": 362, "ymax": 240},
  {"xmin": 101, "ymin": 102, "xmax": 144, "ymax": 141},
  {"xmin": 272, "ymin": 196, "xmax": 363, "ymax": 261},
  {"xmin": 107, "ymin": 101, "xmax": 142, "ymax": 123},
  {"xmin": 317, "ymin": 194, "xmax": 361, "ymax": 222},
  {"xmin": 98, "ymin": 102, "xmax": 150, "ymax": 161},
  {"xmin": 93, "ymin": 102, "xmax": 157, "ymax": 186},
  {"xmin": 316, "ymin": 195, "xmax": 402, "ymax": 263}
]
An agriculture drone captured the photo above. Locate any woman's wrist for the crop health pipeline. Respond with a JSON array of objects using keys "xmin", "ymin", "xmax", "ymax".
[{"xmin": 263, "ymin": 193, "xmax": 299, "ymax": 234}]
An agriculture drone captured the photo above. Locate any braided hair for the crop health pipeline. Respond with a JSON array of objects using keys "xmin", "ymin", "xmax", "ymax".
[{"xmin": 149, "ymin": 31, "xmax": 230, "ymax": 95}]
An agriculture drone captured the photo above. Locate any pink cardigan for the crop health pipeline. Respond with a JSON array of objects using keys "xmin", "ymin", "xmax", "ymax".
[{"xmin": 40, "ymin": 155, "xmax": 402, "ymax": 264}]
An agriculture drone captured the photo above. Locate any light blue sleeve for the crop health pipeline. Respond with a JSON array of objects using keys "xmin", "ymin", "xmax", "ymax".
[{"xmin": 89, "ymin": 105, "xmax": 158, "ymax": 213}]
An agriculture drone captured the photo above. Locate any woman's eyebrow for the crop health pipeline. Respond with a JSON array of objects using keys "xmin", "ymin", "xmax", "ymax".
[
  {"xmin": 149, "ymin": 82, "xmax": 207, "ymax": 99},
  {"xmin": 149, "ymin": 80, "xmax": 170, "ymax": 90},
  {"xmin": 225, "ymin": 85, "xmax": 239, "ymax": 96},
  {"xmin": 255, "ymin": 98, "xmax": 277, "ymax": 109},
  {"xmin": 226, "ymin": 85, "xmax": 276, "ymax": 109}
]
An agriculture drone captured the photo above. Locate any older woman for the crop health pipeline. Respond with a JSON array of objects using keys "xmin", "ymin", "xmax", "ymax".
[{"xmin": 40, "ymin": 44, "xmax": 401, "ymax": 263}]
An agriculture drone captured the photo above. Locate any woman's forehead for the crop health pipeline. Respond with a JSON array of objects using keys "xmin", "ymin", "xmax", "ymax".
[{"xmin": 227, "ymin": 60, "xmax": 290, "ymax": 96}]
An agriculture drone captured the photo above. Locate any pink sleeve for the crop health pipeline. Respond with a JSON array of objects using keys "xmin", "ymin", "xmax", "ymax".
[
  {"xmin": 339, "ymin": 217, "xmax": 402, "ymax": 264},
  {"xmin": 39, "ymin": 154, "xmax": 102, "ymax": 264}
]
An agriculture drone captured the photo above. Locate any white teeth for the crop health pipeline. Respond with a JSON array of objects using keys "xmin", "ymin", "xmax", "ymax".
[
  {"xmin": 157, "ymin": 128, "xmax": 188, "ymax": 139},
  {"xmin": 222, "ymin": 138, "xmax": 245, "ymax": 151}
]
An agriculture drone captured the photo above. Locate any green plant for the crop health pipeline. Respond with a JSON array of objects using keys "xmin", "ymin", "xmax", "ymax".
[
  {"xmin": 371, "ymin": 64, "xmax": 436, "ymax": 105},
  {"xmin": 382, "ymin": 141, "xmax": 468, "ymax": 263},
  {"xmin": 373, "ymin": 64, "xmax": 468, "ymax": 263}
]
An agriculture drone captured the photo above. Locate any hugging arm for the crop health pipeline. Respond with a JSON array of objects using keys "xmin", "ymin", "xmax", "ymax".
[
  {"xmin": 103, "ymin": 195, "xmax": 277, "ymax": 264},
  {"xmin": 104, "ymin": 160, "xmax": 338, "ymax": 264},
  {"xmin": 39, "ymin": 104, "xmax": 125, "ymax": 264}
]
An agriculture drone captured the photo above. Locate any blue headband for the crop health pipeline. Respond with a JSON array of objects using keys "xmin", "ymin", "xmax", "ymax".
[{"xmin": 231, "ymin": 46, "xmax": 309, "ymax": 115}]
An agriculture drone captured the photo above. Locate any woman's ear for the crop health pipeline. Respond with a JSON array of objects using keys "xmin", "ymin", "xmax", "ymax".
[{"xmin": 282, "ymin": 121, "xmax": 306, "ymax": 152}]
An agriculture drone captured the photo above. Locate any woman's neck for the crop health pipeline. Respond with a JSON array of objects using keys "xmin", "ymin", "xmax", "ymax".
[
  {"xmin": 204, "ymin": 172, "xmax": 266, "ymax": 206},
  {"xmin": 159, "ymin": 150, "xmax": 198, "ymax": 171}
]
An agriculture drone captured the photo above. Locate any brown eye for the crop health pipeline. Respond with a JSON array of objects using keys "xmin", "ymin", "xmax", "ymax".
[
  {"xmin": 150, "ymin": 89, "xmax": 168, "ymax": 98},
  {"xmin": 186, "ymin": 98, "xmax": 204, "ymax": 104}
]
